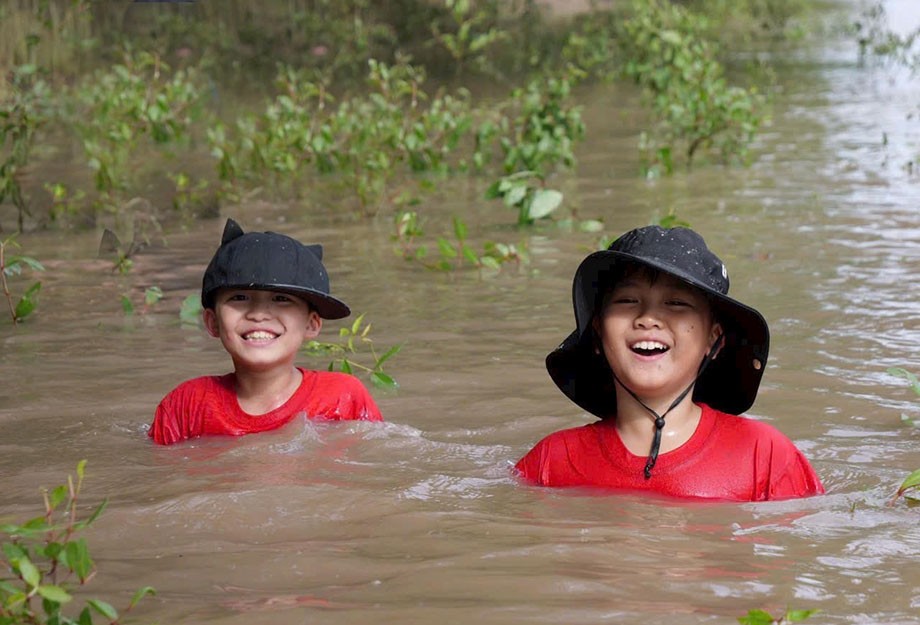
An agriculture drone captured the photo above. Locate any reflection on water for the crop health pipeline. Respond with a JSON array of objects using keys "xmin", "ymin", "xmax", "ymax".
[{"xmin": 3, "ymin": 4, "xmax": 920, "ymax": 624}]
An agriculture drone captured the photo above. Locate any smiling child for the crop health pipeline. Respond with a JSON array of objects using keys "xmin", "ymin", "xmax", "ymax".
[
  {"xmin": 514, "ymin": 225, "xmax": 823, "ymax": 501},
  {"xmin": 149, "ymin": 218, "xmax": 382, "ymax": 445}
]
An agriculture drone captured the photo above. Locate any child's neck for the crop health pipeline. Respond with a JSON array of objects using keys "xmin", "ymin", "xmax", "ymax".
[
  {"xmin": 614, "ymin": 393, "xmax": 702, "ymax": 457},
  {"xmin": 233, "ymin": 365, "xmax": 303, "ymax": 416}
]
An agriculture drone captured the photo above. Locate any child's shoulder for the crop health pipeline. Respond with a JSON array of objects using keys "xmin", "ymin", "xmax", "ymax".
[{"xmin": 705, "ymin": 404, "xmax": 796, "ymax": 445}]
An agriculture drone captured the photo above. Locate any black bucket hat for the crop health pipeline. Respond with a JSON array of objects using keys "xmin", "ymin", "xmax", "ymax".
[
  {"xmin": 546, "ymin": 225, "xmax": 769, "ymax": 418},
  {"xmin": 201, "ymin": 218, "xmax": 350, "ymax": 320}
]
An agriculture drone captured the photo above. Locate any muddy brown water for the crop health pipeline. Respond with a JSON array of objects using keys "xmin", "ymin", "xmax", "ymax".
[{"xmin": 3, "ymin": 4, "xmax": 920, "ymax": 624}]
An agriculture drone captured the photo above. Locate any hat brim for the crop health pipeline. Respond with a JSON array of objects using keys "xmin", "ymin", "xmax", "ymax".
[{"xmin": 548, "ymin": 250, "xmax": 770, "ymax": 417}]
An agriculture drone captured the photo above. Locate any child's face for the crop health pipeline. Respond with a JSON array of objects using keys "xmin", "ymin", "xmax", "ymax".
[
  {"xmin": 594, "ymin": 271, "xmax": 722, "ymax": 405},
  {"xmin": 203, "ymin": 289, "xmax": 321, "ymax": 373}
]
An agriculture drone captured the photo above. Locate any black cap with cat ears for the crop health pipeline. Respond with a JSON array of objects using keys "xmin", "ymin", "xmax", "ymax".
[{"xmin": 200, "ymin": 218, "xmax": 350, "ymax": 319}]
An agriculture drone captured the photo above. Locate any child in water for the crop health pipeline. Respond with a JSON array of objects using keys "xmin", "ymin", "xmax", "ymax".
[
  {"xmin": 514, "ymin": 225, "xmax": 824, "ymax": 501},
  {"xmin": 150, "ymin": 218, "xmax": 382, "ymax": 445}
]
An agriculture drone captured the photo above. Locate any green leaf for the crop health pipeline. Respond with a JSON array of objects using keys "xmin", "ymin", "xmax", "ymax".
[
  {"xmin": 76, "ymin": 459, "xmax": 87, "ymax": 481},
  {"xmin": 504, "ymin": 183, "xmax": 527, "ymax": 207},
  {"xmin": 340, "ymin": 359, "xmax": 352, "ymax": 374},
  {"xmin": 77, "ymin": 498, "xmax": 108, "ymax": 530},
  {"xmin": 479, "ymin": 256, "xmax": 501, "ymax": 270},
  {"xmin": 484, "ymin": 179, "xmax": 503, "ymax": 199},
  {"xmin": 87, "ymin": 599, "xmax": 118, "ymax": 620},
  {"xmin": 14, "ymin": 281, "xmax": 41, "ymax": 320},
  {"xmin": 179, "ymin": 294, "xmax": 202, "ymax": 325},
  {"xmin": 898, "ymin": 468, "xmax": 920, "ymax": 496},
  {"xmin": 47, "ymin": 484, "xmax": 68, "ymax": 510},
  {"xmin": 351, "ymin": 313, "xmax": 366, "ymax": 335},
  {"xmin": 370, "ymin": 371, "xmax": 398, "ymax": 389},
  {"xmin": 737, "ymin": 609, "xmax": 774, "ymax": 625},
  {"xmin": 14, "ymin": 296, "xmax": 36, "ymax": 321},
  {"xmin": 78, "ymin": 606, "xmax": 94, "ymax": 625},
  {"xmin": 144, "ymin": 286, "xmax": 164, "ymax": 307},
  {"xmin": 887, "ymin": 367, "xmax": 920, "ymax": 396},
  {"xmin": 7, "ymin": 255, "xmax": 45, "ymax": 272},
  {"xmin": 65, "ymin": 538, "xmax": 93, "ymax": 581},
  {"xmin": 578, "ymin": 219, "xmax": 605, "ymax": 233},
  {"xmin": 527, "ymin": 189, "xmax": 563, "ymax": 220},
  {"xmin": 452, "ymin": 217, "xmax": 467, "ymax": 242},
  {"xmin": 462, "ymin": 245, "xmax": 479, "ymax": 266},
  {"xmin": 37, "ymin": 584, "xmax": 72, "ymax": 603},
  {"xmin": 786, "ymin": 609, "xmax": 820, "ymax": 622},
  {"xmin": 129, "ymin": 585, "xmax": 157, "ymax": 609},
  {"xmin": 121, "ymin": 295, "xmax": 134, "ymax": 315},
  {"xmin": 375, "ymin": 344, "xmax": 402, "ymax": 367},
  {"xmin": 437, "ymin": 238, "xmax": 457, "ymax": 259},
  {"xmin": 17, "ymin": 557, "xmax": 41, "ymax": 587}
]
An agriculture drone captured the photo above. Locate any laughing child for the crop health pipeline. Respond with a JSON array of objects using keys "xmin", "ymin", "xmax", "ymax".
[
  {"xmin": 150, "ymin": 218, "xmax": 382, "ymax": 445},
  {"xmin": 514, "ymin": 225, "xmax": 824, "ymax": 501}
]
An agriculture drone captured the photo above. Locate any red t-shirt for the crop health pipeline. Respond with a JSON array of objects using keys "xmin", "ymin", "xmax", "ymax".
[
  {"xmin": 149, "ymin": 367, "xmax": 383, "ymax": 445},
  {"xmin": 514, "ymin": 403, "xmax": 824, "ymax": 502}
]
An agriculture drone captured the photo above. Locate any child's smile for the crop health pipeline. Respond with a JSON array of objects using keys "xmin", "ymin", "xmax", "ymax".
[{"xmin": 630, "ymin": 340, "xmax": 669, "ymax": 356}]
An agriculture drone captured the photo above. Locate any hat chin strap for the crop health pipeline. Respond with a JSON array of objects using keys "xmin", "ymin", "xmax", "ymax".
[{"xmin": 611, "ymin": 335, "xmax": 724, "ymax": 480}]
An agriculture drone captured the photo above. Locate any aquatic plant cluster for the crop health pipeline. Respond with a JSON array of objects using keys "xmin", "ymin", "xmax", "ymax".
[
  {"xmin": 0, "ymin": 461, "xmax": 155, "ymax": 625},
  {"xmin": 0, "ymin": 1, "xmax": 783, "ymax": 231},
  {"xmin": 0, "ymin": 0, "xmax": 808, "ymax": 335}
]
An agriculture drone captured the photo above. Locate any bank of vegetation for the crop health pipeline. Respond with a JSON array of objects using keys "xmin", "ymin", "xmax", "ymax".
[{"xmin": 0, "ymin": 0, "xmax": 823, "ymax": 236}]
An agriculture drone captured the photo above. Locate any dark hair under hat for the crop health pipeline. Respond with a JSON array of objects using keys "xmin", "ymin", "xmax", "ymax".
[
  {"xmin": 546, "ymin": 225, "xmax": 770, "ymax": 418},
  {"xmin": 201, "ymin": 218, "xmax": 350, "ymax": 320}
]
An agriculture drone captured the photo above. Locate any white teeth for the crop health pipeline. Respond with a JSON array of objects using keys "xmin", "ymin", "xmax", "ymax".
[
  {"xmin": 244, "ymin": 331, "xmax": 276, "ymax": 340},
  {"xmin": 632, "ymin": 340, "xmax": 667, "ymax": 351}
]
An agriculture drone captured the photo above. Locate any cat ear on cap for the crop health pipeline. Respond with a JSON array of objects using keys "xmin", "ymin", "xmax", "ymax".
[
  {"xmin": 305, "ymin": 243, "xmax": 323, "ymax": 261},
  {"xmin": 221, "ymin": 218, "xmax": 245, "ymax": 245}
]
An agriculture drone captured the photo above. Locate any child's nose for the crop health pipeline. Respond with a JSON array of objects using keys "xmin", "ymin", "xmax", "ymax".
[{"xmin": 634, "ymin": 304, "xmax": 662, "ymax": 328}]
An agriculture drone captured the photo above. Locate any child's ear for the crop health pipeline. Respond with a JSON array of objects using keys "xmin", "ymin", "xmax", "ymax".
[
  {"xmin": 203, "ymin": 308, "xmax": 220, "ymax": 338},
  {"xmin": 709, "ymin": 322, "xmax": 725, "ymax": 358},
  {"xmin": 305, "ymin": 311, "xmax": 322, "ymax": 338}
]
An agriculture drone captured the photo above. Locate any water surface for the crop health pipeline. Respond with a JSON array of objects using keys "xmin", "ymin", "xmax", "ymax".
[{"xmin": 2, "ymin": 3, "xmax": 920, "ymax": 623}]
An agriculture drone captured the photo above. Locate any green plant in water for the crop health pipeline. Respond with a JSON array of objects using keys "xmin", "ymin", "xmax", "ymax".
[
  {"xmin": 738, "ymin": 608, "xmax": 819, "ymax": 624},
  {"xmin": 121, "ymin": 286, "xmax": 163, "ymax": 317},
  {"xmin": 491, "ymin": 73, "xmax": 585, "ymax": 176},
  {"xmin": 430, "ymin": 0, "xmax": 508, "ymax": 78},
  {"xmin": 0, "ymin": 63, "xmax": 51, "ymax": 232},
  {"xmin": 303, "ymin": 313, "xmax": 401, "ymax": 389},
  {"xmin": 485, "ymin": 170, "xmax": 563, "ymax": 226},
  {"xmin": 619, "ymin": 0, "xmax": 764, "ymax": 176},
  {"xmin": 44, "ymin": 183, "xmax": 86, "ymax": 226},
  {"xmin": 887, "ymin": 367, "xmax": 920, "ymax": 427},
  {"xmin": 394, "ymin": 212, "xmax": 525, "ymax": 272},
  {"xmin": 72, "ymin": 48, "xmax": 203, "ymax": 212},
  {"xmin": 211, "ymin": 58, "xmax": 475, "ymax": 215},
  {"xmin": 0, "ymin": 235, "xmax": 44, "ymax": 324},
  {"xmin": 0, "ymin": 460, "xmax": 155, "ymax": 624}
]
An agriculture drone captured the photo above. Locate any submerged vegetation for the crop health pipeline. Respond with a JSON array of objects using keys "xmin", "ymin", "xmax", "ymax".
[{"xmin": 0, "ymin": 461, "xmax": 155, "ymax": 624}]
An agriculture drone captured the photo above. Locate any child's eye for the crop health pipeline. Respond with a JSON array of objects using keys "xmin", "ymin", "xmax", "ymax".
[{"xmin": 227, "ymin": 293, "xmax": 248, "ymax": 301}]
